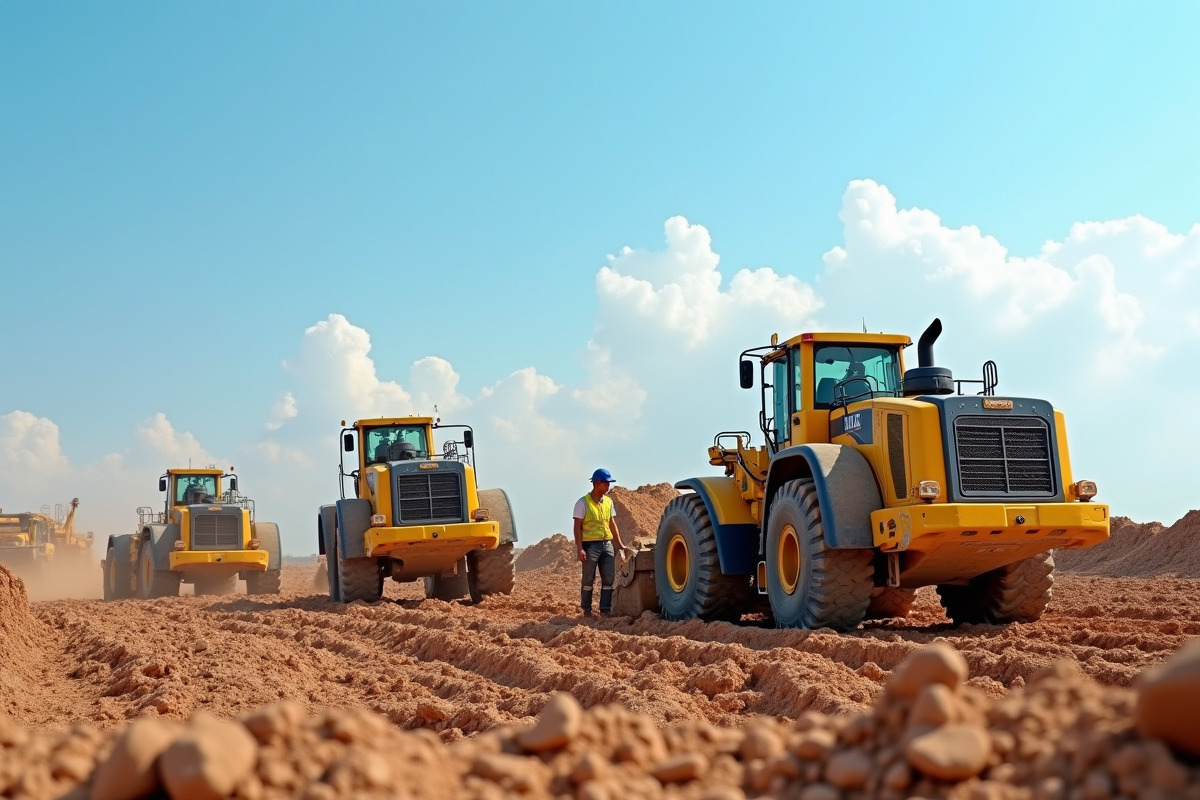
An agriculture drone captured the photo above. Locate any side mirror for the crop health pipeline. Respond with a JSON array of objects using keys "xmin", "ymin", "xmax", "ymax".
[
  {"xmin": 343, "ymin": 433, "xmax": 355, "ymax": 452},
  {"xmin": 158, "ymin": 478, "xmax": 167, "ymax": 492},
  {"xmin": 739, "ymin": 360, "xmax": 755, "ymax": 389},
  {"xmin": 463, "ymin": 430, "xmax": 474, "ymax": 449},
  {"xmin": 229, "ymin": 476, "xmax": 238, "ymax": 491}
]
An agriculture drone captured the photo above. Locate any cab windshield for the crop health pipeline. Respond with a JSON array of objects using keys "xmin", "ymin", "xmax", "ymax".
[
  {"xmin": 813, "ymin": 344, "xmax": 902, "ymax": 408},
  {"xmin": 365, "ymin": 426, "xmax": 429, "ymax": 464},
  {"xmin": 175, "ymin": 475, "xmax": 219, "ymax": 505}
]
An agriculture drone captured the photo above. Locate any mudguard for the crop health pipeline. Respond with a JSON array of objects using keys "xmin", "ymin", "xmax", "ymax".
[
  {"xmin": 335, "ymin": 499, "xmax": 373, "ymax": 559},
  {"xmin": 763, "ymin": 443, "xmax": 881, "ymax": 550},
  {"xmin": 477, "ymin": 488, "xmax": 518, "ymax": 545},
  {"xmin": 252, "ymin": 522, "xmax": 282, "ymax": 571},
  {"xmin": 673, "ymin": 477, "xmax": 759, "ymax": 575},
  {"xmin": 317, "ymin": 505, "xmax": 337, "ymax": 555},
  {"xmin": 143, "ymin": 524, "xmax": 180, "ymax": 571}
]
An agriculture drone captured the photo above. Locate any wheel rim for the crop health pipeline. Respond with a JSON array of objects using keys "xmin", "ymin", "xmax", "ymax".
[
  {"xmin": 665, "ymin": 532, "xmax": 689, "ymax": 593},
  {"xmin": 777, "ymin": 524, "xmax": 800, "ymax": 595}
]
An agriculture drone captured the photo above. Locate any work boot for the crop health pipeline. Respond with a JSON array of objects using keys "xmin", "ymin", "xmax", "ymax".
[
  {"xmin": 599, "ymin": 587, "xmax": 613, "ymax": 615},
  {"xmin": 581, "ymin": 587, "xmax": 594, "ymax": 618}
]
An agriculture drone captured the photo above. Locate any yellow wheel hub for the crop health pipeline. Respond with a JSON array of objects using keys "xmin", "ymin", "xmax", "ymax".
[
  {"xmin": 665, "ymin": 532, "xmax": 689, "ymax": 593},
  {"xmin": 777, "ymin": 524, "xmax": 800, "ymax": 595}
]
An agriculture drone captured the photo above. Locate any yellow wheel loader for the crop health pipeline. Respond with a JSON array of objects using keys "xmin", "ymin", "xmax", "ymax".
[
  {"xmin": 0, "ymin": 510, "xmax": 55, "ymax": 579},
  {"xmin": 317, "ymin": 417, "xmax": 517, "ymax": 604},
  {"xmin": 49, "ymin": 498, "xmax": 95, "ymax": 570},
  {"xmin": 621, "ymin": 319, "xmax": 1109, "ymax": 630},
  {"xmin": 102, "ymin": 469, "xmax": 282, "ymax": 600}
]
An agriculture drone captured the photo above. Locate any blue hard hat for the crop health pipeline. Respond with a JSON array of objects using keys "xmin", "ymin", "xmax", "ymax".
[{"xmin": 590, "ymin": 468, "xmax": 615, "ymax": 483}]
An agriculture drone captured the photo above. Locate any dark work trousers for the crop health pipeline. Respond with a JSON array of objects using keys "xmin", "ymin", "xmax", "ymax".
[{"xmin": 580, "ymin": 540, "xmax": 616, "ymax": 613}]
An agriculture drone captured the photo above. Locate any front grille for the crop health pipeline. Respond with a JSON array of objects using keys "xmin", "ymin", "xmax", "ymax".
[
  {"xmin": 954, "ymin": 415, "xmax": 1054, "ymax": 496},
  {"xmin": 395, "ymin": 473, "xmax": 463, "ymax": 524},
  {"xmin": 192, "ymin": 514, "xmax": 241, "ymax": 549},
  {"xmin": 887, "ymin": 413, "xmax": 906, "ymax": 500}
]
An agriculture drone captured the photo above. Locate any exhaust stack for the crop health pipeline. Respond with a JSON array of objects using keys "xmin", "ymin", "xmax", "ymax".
[{"xmin": 902, "ymin": 318, "xmax": 955, "ymax": 396}]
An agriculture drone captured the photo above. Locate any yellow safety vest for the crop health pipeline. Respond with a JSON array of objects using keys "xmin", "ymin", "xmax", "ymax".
[{"xmin": 580, "ymin": 494, "xmax": 614, "ymax": 541}]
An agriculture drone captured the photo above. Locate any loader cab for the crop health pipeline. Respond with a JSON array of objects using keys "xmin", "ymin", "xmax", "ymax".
[
  {"xmin": 161, "ymin": 470, "xmax": 226, "ymax": 510},
  {"xmin": 749, "ymin": 332, "xmax": 910, "ymax": 450}
]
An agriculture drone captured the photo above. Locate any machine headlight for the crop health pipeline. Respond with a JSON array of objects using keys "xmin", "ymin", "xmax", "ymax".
[
  {"xmin": 1072, "ymin": 480, "xmax": 1098, "ymax": 501},
  {"xmin": 472, "ymin": 508, "xmax": 491, "ymax": 522},
  {"xmin": 173, "ymin": 540, "xmax": 186, "ymax": 551},
  {"xmin": 917, "ymin": 480, "xmax": 941, "ymax": 502},
  {"xmin": 248, "ymin": 538, "xmax": 262, "ymax": 550},
  {"xmin": 370, "ymin": 514, "xmax": 387, "ymax": 527}
]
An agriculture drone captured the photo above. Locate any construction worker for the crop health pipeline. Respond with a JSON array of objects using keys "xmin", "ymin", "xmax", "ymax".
[{"xmin": 572, "ymin": 468, "xmax": 635, "ymax": 617}]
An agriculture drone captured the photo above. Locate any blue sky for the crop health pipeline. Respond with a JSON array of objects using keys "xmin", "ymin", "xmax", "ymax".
[{"xmin": 2, "ymin": 2, "xmax": 1198, "ymax": 555}]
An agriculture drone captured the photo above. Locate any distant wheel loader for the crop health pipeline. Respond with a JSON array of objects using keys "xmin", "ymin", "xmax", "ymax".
[
  {"xmin": 0, "ymin": 509, "xmax": 56, "ymax": 579},
  {"xmin": 318, "ymin": 416, "xmax": 517, "ymax": 604},
  {"xmin": 102, "ymin": 468, "xmax": 282, "ymax": 600},
  {"xmin": 615, "ymin": 319, "xmax": 1110, "ymax": 630}
]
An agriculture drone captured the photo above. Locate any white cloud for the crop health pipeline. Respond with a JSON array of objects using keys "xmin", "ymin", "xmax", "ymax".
[
  {"xmin": 136, "ymin": 413, "xmax": 220, "ymax": 468},
  {"xmin": 0, "ymin": 410, "xmax": 69, "ymax": 474},
  {"xmin": 266, "ymin": 392, "xmax": 298, "ymax": 431}
]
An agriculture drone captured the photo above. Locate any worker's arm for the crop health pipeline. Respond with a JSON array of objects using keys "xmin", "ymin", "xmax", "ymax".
[
  {"xmin": 609, "ymin": 517, "xmax": 635, "ymax": 558},
  {"xmin": 573, "ymin": 517, "xmax": 586, "ymax": 562}
]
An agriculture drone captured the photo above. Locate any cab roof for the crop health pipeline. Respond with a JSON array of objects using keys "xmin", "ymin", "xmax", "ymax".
[
  {"xmin": 781, "ymin": 331, "xmax": 912, "ymax": 348},
  {"xmin": 165, "ymin": 468, "xmax": 224, "ymax": 476},
  {"xmin": 352, "ymin": 416, "xmax": 434, "ymax": 427}
]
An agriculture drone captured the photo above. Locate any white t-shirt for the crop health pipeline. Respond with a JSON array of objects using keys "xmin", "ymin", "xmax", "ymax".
[{"xmin": 573, "ymin": 496, "xmax": 618, "ymax": 520}]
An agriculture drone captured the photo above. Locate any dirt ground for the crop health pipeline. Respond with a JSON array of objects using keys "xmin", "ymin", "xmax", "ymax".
[{"xmin": 2, "ymin": 484, "xmax": 1199, "ymax": 798}]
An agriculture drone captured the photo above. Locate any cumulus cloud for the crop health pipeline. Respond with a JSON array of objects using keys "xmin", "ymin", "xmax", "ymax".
[
  {"xmin": 0, "ymin": 410, "xmax": 69, "ymax": 474},
  {"xmin": 136, "ymin": 413, "xmax": 220, "ymax": 468},
  {"xmin": 266, "ymin": 393, "xmax": 298, "ymax": 431}
]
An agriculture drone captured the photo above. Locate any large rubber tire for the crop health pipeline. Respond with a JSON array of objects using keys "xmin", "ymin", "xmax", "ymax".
[
  {"xmin": 246, "ymin": 571, "xmax": 282, "ymax": 595},
  {"xmin": 193, "ymin": 575, "xmax": 237, "ymax": 596},
  {"xmin": 865, "ymin": 587, "xmax": 918, "ymax": 620},
  {"xmin": 472, "ymin": 543, "xmax": 516, "ymax": 596},
  {"xmin": 321, "ymin": 517, "xmax": 341, "ymax": 601},
  {"xmin": 424, "ymin": 558, "xmax": 470, "ymax": 600},
  {"xmin": 337, "ymin": 542, "xmax": 383, "ymax": 604},
  {"xmin": 138, "ymin": 546, "xmax": 180, "ymax": 599},
  {"xmin": 764, "ymin": 479, "xmax": 874, "ymax": 631},
  {"xmin": 104, "ymin": 540, "xmax": 135, "ymax": 601},
  {"xmin": 654, "ymin": 494, "xmax": 749, "ymax": 622},
  {"xmin": 937, "ymin": 552, "xmax": 1055, "ymax": 624}
]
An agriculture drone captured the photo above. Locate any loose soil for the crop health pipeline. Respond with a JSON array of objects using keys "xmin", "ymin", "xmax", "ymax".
[{"xmin": 3, "ymin": 485, "xmax": 1199, "ymax": 798}]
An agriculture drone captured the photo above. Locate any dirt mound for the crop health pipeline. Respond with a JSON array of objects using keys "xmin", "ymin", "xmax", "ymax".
[
  {"xmin": 0, "ymin": 566, "xmax": 56, "ymax": 718},
  {"xmin": 1057, "ymin": 511, "xmax": 1200, "ymax": 577},
  {"xmin": 609, "ymin": 483, "xmax": 679, "ymax": 545},
  {"xmin": 4, "ymin": 642, "xmax": 1199, "ymax": 799},
  {"xmin": 516, "ymin": 533, "xmax": 577, "ymax": 572}
]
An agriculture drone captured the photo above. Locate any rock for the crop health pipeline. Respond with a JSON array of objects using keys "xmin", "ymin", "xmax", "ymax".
[
  {"xmin": 91, "ymin": 717, "xmax": 181, "ymax": 800},
  {"xmin": 652, "ymin": 753, "xmax": 707, "ymax": 784},
  {"xmin": 824, "ymin": 748, "xmax": 872, "ymax": 790},
  {"xmin": 517, "ymin": 692, "xmax": 583, "ymax": 753},
  {"xmin": 905, "ymin": 723, "xmax": 991, "ymax": 781},
  {"xmin": 740, "ymin": 724, "xmax": 784, "ymax": 762},
  {"xmin": 471, "ymin": 752, "xmax": 545, "ymax": 792},
  {"xmin": 1136, "ymin": 639, "xmax": 1200, "ymax": 757},
  {"xmin": 888, "ymin": 644, "xmax": 969, "ymax": 698},
  {"xmin": 792, "ymin": 728, "xmax": 837, "ymax": 760},
  {"xmin": 798, "ymin": 784, "xmax": 839, "ymax": 800},
  {"xmin": 240, "ymin": 701, "xmax": 307, "ymax": 743},
  {"xmin": 158, "ymin": 712, "xmax": 257, "ymax": 800},
  {"xmin": 570, "ymin": 752, "xmax": 606, "ymax": 784},
  {"xmin": 909, "ymin": 683, "xmax": 960, "ymax": 729}
]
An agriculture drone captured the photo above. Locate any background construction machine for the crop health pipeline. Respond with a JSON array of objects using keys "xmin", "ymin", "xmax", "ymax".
[
  {"xmin": 102, "ymin": 468, "xmax": 282, "ymax": 600},
  {"xmin": 0, "ymin": 509, "xmax": 55, "ymax": 578},
  {"xmin": 46, "ymin": 498, "xmax": 95, "ymax": 568},
  {"xmin": 617, "ymin": 318, "xmax": 1109, "ymax": 630},
  {"xmin": 318, "ymin": 416, "xmax": 517, "ymax": 604}
]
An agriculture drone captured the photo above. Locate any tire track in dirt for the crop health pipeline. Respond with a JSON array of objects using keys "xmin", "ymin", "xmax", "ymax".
[{"xmin": 21, "ymin": 561, "xmax": 1200, "ymax": 743}]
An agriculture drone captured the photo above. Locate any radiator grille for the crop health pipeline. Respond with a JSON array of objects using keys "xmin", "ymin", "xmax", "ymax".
[
  {"xmin": 395, "ymin": 473, "xmax": 463, "ymax": 524},
  {"xmin": 953, "ymin": 415, "xmax": 1054, "ymax": 496},
  {"xmin": 192, "ymin": 514, "xmax": 241, "ymax": 550},
  {"xmin": 886, "ymin": 413, "xmax": 906, "ymax": 500}
]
